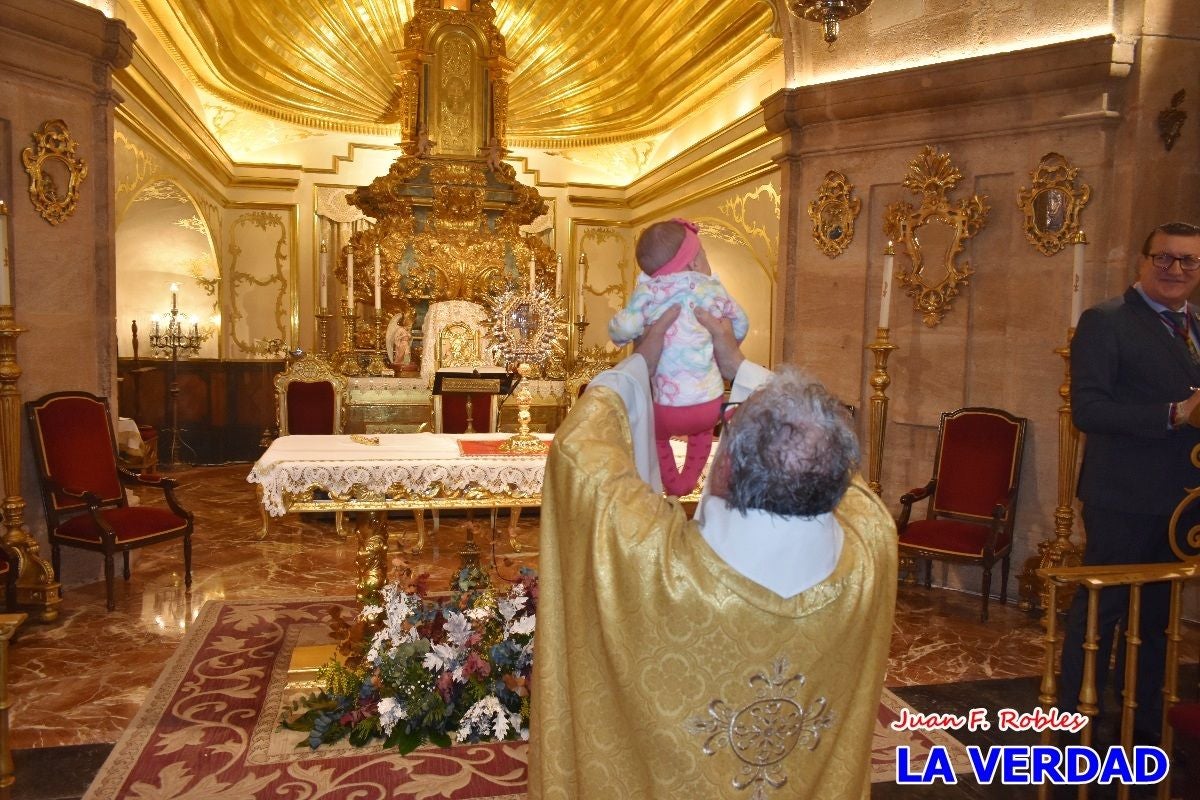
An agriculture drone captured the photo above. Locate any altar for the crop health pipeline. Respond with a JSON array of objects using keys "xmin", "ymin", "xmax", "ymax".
[{"xmin": 344, "ymin": 377, "xmax": 568, "ymax": 434}]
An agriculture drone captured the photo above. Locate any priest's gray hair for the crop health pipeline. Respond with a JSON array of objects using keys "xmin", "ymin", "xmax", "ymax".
[{"xmin": 723, "ymin": 366, "xmax": 859, "ymax": 517}]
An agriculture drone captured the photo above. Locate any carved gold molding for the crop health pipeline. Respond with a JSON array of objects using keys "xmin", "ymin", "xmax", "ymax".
[
  {"xmin": 807, "ymin": 171, "xmax": 861, "ymax": 258},
  {"xmin": 883, "ymin": 146, "xmax": 989, "ymax": 327},
  {"xmin": 1017, "ymin": 153, "xmax": 1091, "ymax": 257},
  {"xmin": 21, "ymin": 120, "xmax": 88, "ymax": 226},
  {"xmin": 228, "ymin": 210, "xmax": 289, "ymax": 356}
]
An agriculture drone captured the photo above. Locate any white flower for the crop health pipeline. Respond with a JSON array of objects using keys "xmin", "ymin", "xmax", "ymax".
[
  {"xmin": 454, "ymin": 696, "xmax": 509, "ymax": 743},
  {"xmin": 377, "ymin": 696, "xmax": 407, "ymax": 735},
  {"xmin": 423, "ymin": 642, "xmax": 457, "ymax": 672},
  {"xmin": 360, "ymin": 603, "xmax": 384, "ymax": 620},
  {"xmin": 508, "ymin": 613, "xmax": 535, "ymax": 637},
  {"xmin": 444, "ymin": 611, "xmax": 473, "ymax": 647},
  {"xmin": 498, "ymin": 594, "xmax": 527, "ymax": 622}
]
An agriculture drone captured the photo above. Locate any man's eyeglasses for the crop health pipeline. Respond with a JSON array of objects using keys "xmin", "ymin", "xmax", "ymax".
[
  {"xmin": 719, "ymin": 401, "xmax": 741, "ymax": 424},
  {"xmin": 1148, "ymin": 252, "xmax": 1200, "ymax": 272}
]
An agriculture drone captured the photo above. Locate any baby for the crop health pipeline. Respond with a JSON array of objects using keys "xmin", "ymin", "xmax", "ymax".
[{"xmin": 609, "ymin": 218, "xmax": 749, "ymax": 496}]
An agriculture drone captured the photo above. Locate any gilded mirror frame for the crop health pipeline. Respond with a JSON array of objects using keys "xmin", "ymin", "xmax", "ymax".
[
  {"xmin": 883, "ymin": 146, "xmax": 989, "ymax": 328},
  {"xmin": 1016, "ymin": 153, "xmax": 1091, "ymax": 256},
  {"xmin": 807, "ymin": 170, "xmax": 861, "ymax": 258},
  {"xmin": 21, "ymin": 120, "xmax": 88, "ymax": 226}
]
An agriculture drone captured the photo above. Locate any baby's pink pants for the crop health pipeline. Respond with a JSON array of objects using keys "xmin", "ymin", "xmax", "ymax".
[{"xmin": 653, "ymin": 397, "xmax": 722, "ymax": 497}]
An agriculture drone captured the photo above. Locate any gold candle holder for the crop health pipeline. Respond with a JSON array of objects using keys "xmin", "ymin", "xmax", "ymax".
[
  {"xmin": 500, "ymin": 363, "xmax": 548, "ymax": 454},
  {"xmin": 315, "ymin": 311, "xmax": 331, "ymax": 356},
  {"xmin": 865, "ymin": 327, "xmax": 898, "ymax": 496},
  {"xmin": 334, "ymin": 300, "xmax": 361, "ymax": 376},
  {"xmin": 366, "ymin": 313, "xmax": 387, "ymax": 376},
  {"xmin": 1018, "ymin": 329, "xmax": 1082, "ymax": 613},
  {"xmin": 0, "ymin": 305, "xmax": 60, "ymax": 621}
]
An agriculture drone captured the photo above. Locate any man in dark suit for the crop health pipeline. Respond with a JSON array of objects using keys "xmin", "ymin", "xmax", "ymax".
[{"xmin": 1059, "ymin": 221, "xmax": 1200, "ymax": 741}]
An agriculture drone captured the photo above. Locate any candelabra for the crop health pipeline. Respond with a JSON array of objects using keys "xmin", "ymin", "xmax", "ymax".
[
  {"xmin": 315, "ymin": 311, "xmax": 331, "ymax": 356},
  {"xmin": 574, "ymin": 318, "xmax": 589, "ymax": 356},
  {"xmin": 1018, "ymin": 330, "xmax": 1083, "ymax": 613},
  {"xmin": 333, "ymin": 300, "xmax": 362, "ymax": 376},
  {"xmin": 367, "ymin": 312, "xmax": 388, "ymax": 376},
  {"xmin": 149, "ymin": 286, "xmax": 202, "ymax": 468},
  {"xmin": 865, "ymin": 327, "xmax": 898, "ymax": 496}
]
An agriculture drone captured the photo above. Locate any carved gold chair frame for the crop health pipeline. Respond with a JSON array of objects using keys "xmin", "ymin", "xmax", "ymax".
[
  {"xmin": 807, "ymin": 170, "xmax": 861, "ymax": 258},
  {"xmin": 1016, "ymin": 152, "xmax": 1091, "ymax": 256},
  {"xmin": 21, "ymin": 120, "xmax": 88, "ymax": 226},
  {"xmin": 274, "ymin": 353, "xmax": 350, "ymax": 436},
  {"xmin": 883, "ymin": 146, "xmax": 990, "ymax": 327}
]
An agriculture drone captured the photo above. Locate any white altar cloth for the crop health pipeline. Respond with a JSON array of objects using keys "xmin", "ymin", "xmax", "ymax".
[{"xmin": 248, "ymin": 433, "xmax": 553, "ymax": 517}]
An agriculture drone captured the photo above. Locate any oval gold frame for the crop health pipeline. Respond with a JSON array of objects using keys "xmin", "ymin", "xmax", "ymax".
[
  {"xmin": 807, "ymin": 170, "xmax": 861, "ymax": 258},
  {"xmin": 883, "ymin": 146, "xmax": 989, "ymax": 327},
  {"xmin": 1016, "ymin": 152, "xmax": 1090, "ymax": 256},
  {"xmin": 21, "ymin": 120, "xmax": 88, "ymax": 226}
]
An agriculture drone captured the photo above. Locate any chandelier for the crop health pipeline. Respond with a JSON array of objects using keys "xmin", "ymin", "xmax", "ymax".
[{"xmin": 788, "ymin": 0, "xmax": 874, "ymax": 44}]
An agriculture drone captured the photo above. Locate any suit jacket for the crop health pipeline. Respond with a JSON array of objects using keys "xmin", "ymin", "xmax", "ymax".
[{"xmin": 1073, "ymin": 286, "xmax": 1200, "ymax": 515}]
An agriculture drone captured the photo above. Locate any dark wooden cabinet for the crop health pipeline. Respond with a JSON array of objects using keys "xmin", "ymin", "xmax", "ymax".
[{"xmin": 118, "ymin": 359, "xmax": 284, "ymax": 464}]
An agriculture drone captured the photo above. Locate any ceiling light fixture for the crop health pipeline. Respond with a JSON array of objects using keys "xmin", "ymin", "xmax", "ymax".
[{"xmin": 787, "ymin": 0, "xmax": 874, "ymax": 44}]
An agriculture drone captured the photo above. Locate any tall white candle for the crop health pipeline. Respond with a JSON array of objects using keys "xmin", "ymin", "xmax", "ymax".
[
  {"xmin": 878, "ymin": 245, "xmax": 895, "ymax": 330},
  {"xmin": 170, "ymin": 282, "xmax": 179, "ymax": 312},
  {"xmin": 373, "ymin": 245, "xmax": 382, "ymax": 311},
  {"xmin": 578, "ymin": 253, "xmax": 587, "ymax": 321},
  {"xmin": 319, "ymin": 239, "xmax": 329, "ymax": 310},
  {"xmin": 346, "ymin": 244, "xmax": 354, "ymax": 309},
  {"xmin": 528, "ymin": 256, "xmax": 536, "ymax": 292},
  {"xmin": 555, "ymin": 253, "xmax": 563, "ymax": 297},
  {"xmin": 0, "ymin": 200, "xmax": 10, "ymax": 306},
  {"xmin": 1071, "ymin": 233, "xmax": 1086, "ymax": 327}
]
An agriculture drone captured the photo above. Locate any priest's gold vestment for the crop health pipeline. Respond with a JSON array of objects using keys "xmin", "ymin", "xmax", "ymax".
[{"xmin": 529, "ymin": 385, "xmax": 898, "ymax": 799}]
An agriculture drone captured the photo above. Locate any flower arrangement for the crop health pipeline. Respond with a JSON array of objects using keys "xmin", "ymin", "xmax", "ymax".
[{"xmin": 282, "ymin": 565, "xmax": 537, "ymax": 753}]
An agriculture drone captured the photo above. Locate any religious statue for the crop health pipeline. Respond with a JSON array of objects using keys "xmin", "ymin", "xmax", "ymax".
[{"xmin": 387, "ymin": 310, "xmax": 415, "ymax": 372}]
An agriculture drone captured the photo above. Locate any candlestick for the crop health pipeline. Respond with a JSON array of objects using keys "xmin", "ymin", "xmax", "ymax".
[
  {"xmin": 346, "ymin": 228, "xmax": 355, "ymax": 308},
  {"xmin": 528, "ymin": 255, "xmax": 536, "ymax": 292},
  {"xmin": 878, "ymin": 242, "xmax": 895, "ymax": 330},
  {"xmin": 865, "ymin": 327, "xmax": 898, "ymax": 496},
  {"xmin": 577, "ymin": 253, "xmax": 587, "ymax": 322},
  {"xmin": 0, "ymin": 201, "xmax": 10, "ymax": 306},
  {"xmin": 170, "ymin": 282, "xmax": 179, "ymax": 312},
  {"xmin": 555, "ymin": 253, "xmax": 563, "ymax": 296},
  {"xmin": 373, "ymin": 244, "xmax": 382, "ymax": 311},
  {"xmin": 319, "ymin": 238, "xmax": 329, "ymax": 311},
  {"xmin": 1071, "ymin": 231, "xmax": 1087, "ymax": 327}
]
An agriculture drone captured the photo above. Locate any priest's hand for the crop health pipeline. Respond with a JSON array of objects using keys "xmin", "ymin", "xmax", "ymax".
[
  {"xmin": 695, "ymin": 308, "xmax": 745, "ymax": 381},
  {"xmin": 633, "ymin": 306, "xmax": 680, "ymax": 377}
]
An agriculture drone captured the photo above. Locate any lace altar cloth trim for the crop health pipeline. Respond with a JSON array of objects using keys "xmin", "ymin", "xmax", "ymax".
[{"xmin": 248, "ymin": 433, "xmax": 548, "ymax": 517}]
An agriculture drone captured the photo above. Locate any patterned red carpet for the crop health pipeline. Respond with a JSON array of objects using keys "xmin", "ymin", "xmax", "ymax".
[{"xmin": 84, "ymin": 598, "xmax": 969, "ymax": 799}]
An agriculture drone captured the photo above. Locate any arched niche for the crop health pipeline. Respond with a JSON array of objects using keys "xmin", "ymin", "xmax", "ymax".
[{"xmin": 115, "ymin": 180, "xmax": 219, "ymax": 359}]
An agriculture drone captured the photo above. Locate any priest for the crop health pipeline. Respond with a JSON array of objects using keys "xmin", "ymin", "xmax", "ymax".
[{"xmin": 530, "ymin": 307, "xmax": 898, "ymax": 798}]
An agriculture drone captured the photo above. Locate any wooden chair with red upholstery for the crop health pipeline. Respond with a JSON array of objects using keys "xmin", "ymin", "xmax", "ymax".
[
  {"xmin": 273, "ymin": 352, "xmax": 349, "ymax": 534},
  {"xmin": 896, "ymin": 406, "xmax": 1027, "ymax": 622},
  {"xmin": 25, "ymin": 391, "xmax": 193, "ymax": 611}
]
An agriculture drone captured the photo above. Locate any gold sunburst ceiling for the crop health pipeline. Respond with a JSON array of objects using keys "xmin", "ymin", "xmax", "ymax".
[{"xmin": 131, "ymin": 0, "xmax": 779, "ymax": 148}]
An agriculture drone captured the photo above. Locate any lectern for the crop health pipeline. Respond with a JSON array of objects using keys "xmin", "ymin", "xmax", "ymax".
[{"xmin": 432, "ymin": 367, "xmax": 513, "ymax": 434}]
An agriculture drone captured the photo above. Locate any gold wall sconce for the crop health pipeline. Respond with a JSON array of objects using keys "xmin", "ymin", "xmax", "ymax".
[
  {"xmin": 1016, "ymin": 153, "xmax": 1091, "ymax": 257},
  {"xmin": 807, "ymin": 170, "xmax": 861, "ymax": 258},
  {"xmin": 883, "ymin": 146, "xmax": 989, "ymax": 327},
  {"xmin": 21, "ymin": 120, "xmax": 88, "ymax": 226}
]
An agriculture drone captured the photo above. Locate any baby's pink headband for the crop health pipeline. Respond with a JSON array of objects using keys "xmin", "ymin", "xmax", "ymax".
[{"xmin": 651, "ymin": 218, "xmax": 700, "ymax": 277}]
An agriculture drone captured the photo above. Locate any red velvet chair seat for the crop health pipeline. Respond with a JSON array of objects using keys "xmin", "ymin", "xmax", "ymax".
[
  {"xmin": 1170, "ymin": 704, "xmax": 1200, "ymax": 738},
  {"xmin": 56, "ymin": 506, "xmax": 189, "ymax": 544},
  {"xmin": 898, "ymin": 519, "xmax": 1011, "ymax": 559},
  {"xmin": 286, "ymin": 381, "xmax": 336, "ymax": 435}
]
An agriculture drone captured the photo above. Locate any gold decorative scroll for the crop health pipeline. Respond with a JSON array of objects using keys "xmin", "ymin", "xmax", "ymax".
[
  {"xmin": 21, "ymin": 120, "xmax": 88, "ymax": 226},
  {"xmin": 1017, "ymin": 153, "xmax": 1091, "ymax": 257},
  {"xmin": 883, "ymin": 146, "xmax": 989, "ymax": 327},
  {"xmin": 807, "ymin": 171, "xmax": 860, "ymax": 258}
]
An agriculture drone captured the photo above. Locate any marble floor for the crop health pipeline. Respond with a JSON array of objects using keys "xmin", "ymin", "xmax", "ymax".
[{"xmin": 2, "ymin": 464, "xmax": 1194, "ymax": 798}]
